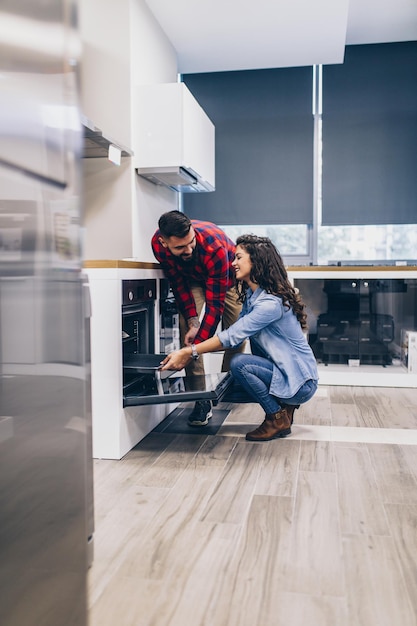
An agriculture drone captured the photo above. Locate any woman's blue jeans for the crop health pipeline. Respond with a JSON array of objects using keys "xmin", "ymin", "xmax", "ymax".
[{"xmin": 228, "ymin": 353, "xmax": 317, "ymax": 415}]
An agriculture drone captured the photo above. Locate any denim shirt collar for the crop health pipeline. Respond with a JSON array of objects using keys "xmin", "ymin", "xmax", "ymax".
[{"xmin": 246, "ymin": 286, "xmax": 263, "ymax": 306}]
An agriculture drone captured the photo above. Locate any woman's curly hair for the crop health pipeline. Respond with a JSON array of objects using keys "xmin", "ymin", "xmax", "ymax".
[{"xmin": 235, "ymin": 234, "xmax": 308, "ymax": 330}]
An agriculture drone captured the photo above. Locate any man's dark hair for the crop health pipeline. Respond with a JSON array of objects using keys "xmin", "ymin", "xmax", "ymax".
[{"xmin": 158, "ymin": 211, "xmax": 192, "ymax": 239}]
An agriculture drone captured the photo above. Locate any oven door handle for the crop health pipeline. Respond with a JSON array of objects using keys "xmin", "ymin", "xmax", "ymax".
[
  {"xmin": 154, "ymin": 369, "xmax": 164, "ymax": 396},
  {"xmin": 123, "ymin": 371, "xmax": 234, "ymax": 407}
]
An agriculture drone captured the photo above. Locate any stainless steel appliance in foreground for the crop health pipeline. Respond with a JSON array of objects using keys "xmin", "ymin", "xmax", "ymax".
[{"xmin": 0, "ymin": 2, "xmax": 91, "ymax": 625}]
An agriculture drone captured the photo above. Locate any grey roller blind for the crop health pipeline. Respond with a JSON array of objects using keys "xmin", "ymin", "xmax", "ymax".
[
  {"xmin": 182, "ymin": 67, "xmax": 314, "ymax": 225},
  {"xmin": 322, "ymin": 42, "xmax": 417, "ymax": 226}
]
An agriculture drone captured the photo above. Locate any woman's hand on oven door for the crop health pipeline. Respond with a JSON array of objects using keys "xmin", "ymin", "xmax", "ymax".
[{"xmin": 160, "ymin": 348, "xmax": 192, "ymax": 371}]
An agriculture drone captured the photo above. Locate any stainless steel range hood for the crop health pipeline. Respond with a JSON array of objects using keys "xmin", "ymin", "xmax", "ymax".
[
  {"xmin": 82, "ymin": 115, "xmax": 133, "ymax": 159},
  {"xmin": 136, "ymin": 165, "xmax": 215, "ymax": 193}
]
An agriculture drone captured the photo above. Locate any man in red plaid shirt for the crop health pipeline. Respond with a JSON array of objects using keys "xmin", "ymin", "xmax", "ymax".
[{"xmin": 152, "ymin": 211, "xmax": 245, "ymax": 426}]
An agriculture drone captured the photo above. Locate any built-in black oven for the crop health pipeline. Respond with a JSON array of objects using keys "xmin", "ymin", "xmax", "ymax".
[
  {"xmin": 121, "ymin": 278, "xmax": 233, "ymax": 408},
  {"xmin": 122, "ymin": 279, "xmax": 156, "ymax": 399},
  {"xmin": 122, "ymin": 279, "xmax": 156, "ymax": 356}
]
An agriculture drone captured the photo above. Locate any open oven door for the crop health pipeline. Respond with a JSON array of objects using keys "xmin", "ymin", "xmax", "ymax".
[{"xmin": 123, "ymin": 354, "xmax": 233, "ymax": 407}]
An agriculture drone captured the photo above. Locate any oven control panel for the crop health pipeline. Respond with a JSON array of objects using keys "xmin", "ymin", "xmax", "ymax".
[{"xmin": 122, "ymin": 279, "xmax": 156, "ymax": 305}]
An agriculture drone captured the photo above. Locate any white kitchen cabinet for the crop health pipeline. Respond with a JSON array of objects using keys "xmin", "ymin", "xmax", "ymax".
[{"xmin": 134, "ymin": 83, "xmax": 215, "ymax": 192}]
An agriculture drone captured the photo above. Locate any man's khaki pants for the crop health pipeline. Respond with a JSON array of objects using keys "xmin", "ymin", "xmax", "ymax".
[{"xmin": 179, "ymin": 283, "xmax": 246, "ymax": 376}]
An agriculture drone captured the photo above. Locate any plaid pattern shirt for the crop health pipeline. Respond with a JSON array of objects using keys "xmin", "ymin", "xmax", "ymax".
[{"xmin": 152, "ymin": 220, "xmax": 236, "ymax": 343}]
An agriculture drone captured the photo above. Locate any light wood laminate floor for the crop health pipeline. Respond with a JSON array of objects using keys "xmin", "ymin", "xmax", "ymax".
[{"xmin": 88, "ymin": 386, "xmax": 417, "ymax": 626}]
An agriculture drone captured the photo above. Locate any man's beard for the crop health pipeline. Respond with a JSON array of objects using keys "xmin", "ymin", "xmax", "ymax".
[{"xmin": 178, "ymin": 247, "xmax": 197, "ymax": 264}]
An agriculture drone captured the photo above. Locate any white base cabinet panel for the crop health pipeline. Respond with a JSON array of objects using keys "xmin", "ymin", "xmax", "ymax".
[{"xmin": 85, "ymin": 266, "xmax": 177, "ymax": 460}]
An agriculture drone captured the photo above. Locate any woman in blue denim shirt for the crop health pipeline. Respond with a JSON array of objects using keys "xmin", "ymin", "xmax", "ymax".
[{"xmin": 161, "ymin": 235, "xmax": 318, "ymax": 442}]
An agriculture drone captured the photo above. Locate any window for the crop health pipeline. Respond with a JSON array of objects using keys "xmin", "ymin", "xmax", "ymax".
[
  {"xmin": 317, "ymin": 224, "xmax": 417, "ymax": 265},
  {"xmin": 182, "ymin": 67, "xmax": 314, "ymax": 227},
  {"xmin": 221, "ymin": 224, "xmax": 310, "ymax": 261},
  {"xmin": 182, "ymin": 43, "xmax": 417, "ymax": 265}
]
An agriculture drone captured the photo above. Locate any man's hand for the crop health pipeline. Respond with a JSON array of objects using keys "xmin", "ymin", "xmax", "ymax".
[
  {"xmin": 184, "ymin": 316, "xmax": 200, "ymax": 346},
  {"xmin": 160, "ymin": 348, "xmax": 192, "ymax": 371}
]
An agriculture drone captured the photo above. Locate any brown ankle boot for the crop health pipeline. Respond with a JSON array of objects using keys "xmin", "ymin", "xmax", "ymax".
[
  {"xmin": 245, "ymin": 408, "xmax": 292, "ymax": 442},
  {"xmin": 282, "ymin": 404, "xmax": 300, "ymax": 425}
]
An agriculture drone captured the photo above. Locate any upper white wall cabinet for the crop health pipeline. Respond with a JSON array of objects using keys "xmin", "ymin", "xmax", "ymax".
[{"xmin": 134, "ymin": 83, "xmax": 215, "ymax": 192}]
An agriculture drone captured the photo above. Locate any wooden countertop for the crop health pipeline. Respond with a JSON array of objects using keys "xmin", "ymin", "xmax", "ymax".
[
  {"xmin": 83, "ymin": 261, "xmax": 417, "ymax": 272},
  {"xmin": 286, "ymin": 265, "xmax": 417, "ymax": 272},
  {"xmin": 83, "ymin": 260, "xmax": 160, "ymax": 269}
]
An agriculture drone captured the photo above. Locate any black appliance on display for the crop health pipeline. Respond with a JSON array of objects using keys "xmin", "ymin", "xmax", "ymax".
[
  {"xmin": 122, "ymin": 279, "xmax": 233, "ymax": 407},
  {"xmin": 314, "ymin": 279, "xmax": 396, "ymax": 365}
]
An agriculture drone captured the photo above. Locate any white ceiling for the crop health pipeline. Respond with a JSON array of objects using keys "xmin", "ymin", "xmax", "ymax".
[{"xmin": 145, "ymin": 0, "xmax": 417, "ymax": 74}]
